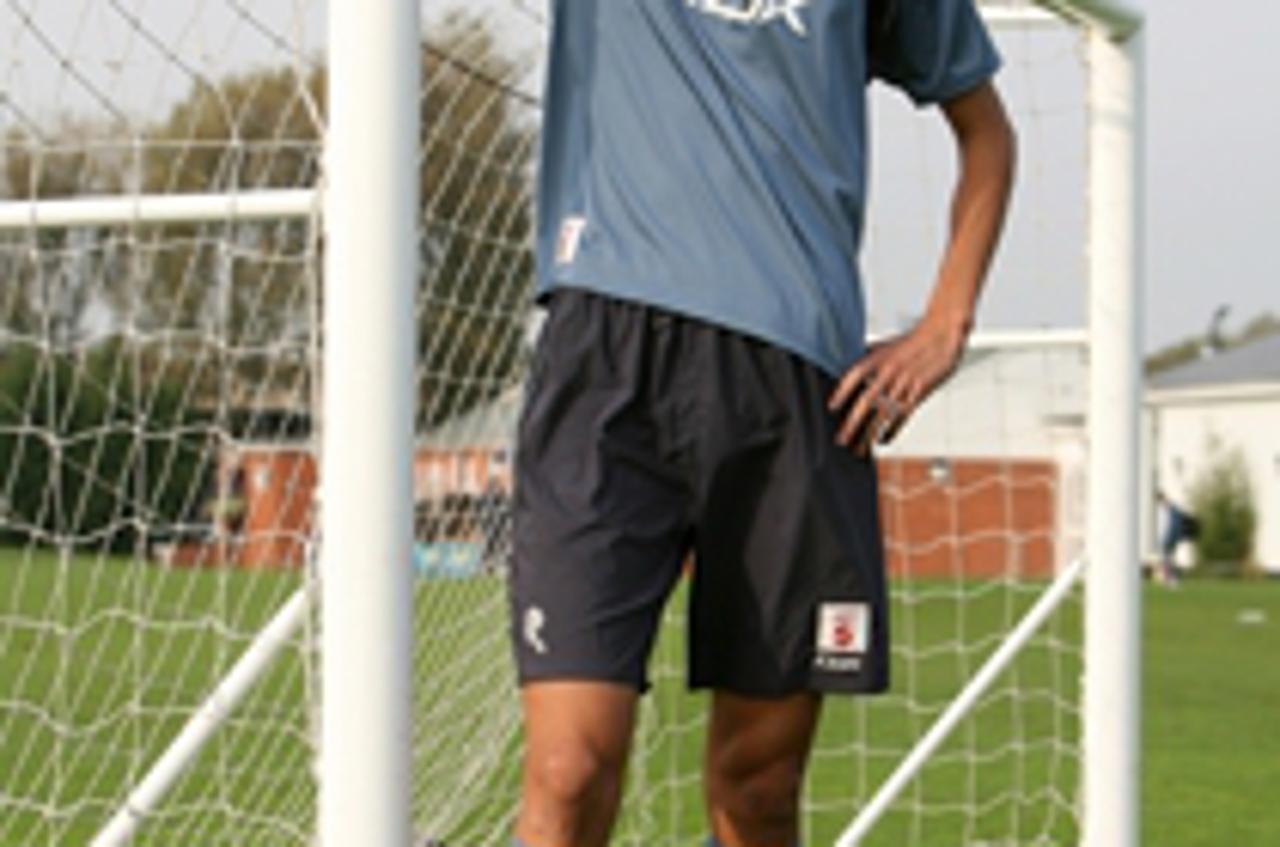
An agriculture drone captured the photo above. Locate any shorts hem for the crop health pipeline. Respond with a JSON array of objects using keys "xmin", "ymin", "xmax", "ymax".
[
  {"xmin": 688, "ymin": 673, "xmax": 890, "ymax": 697},
  {"xmin": 517, "ymin": 669, "xmax": 650, "ymax": 694}
]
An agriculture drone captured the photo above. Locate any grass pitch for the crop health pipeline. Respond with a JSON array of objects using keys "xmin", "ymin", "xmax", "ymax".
[{"xmin": 0, "ymin": 549, "xmax": 1276, "ymax": 846}]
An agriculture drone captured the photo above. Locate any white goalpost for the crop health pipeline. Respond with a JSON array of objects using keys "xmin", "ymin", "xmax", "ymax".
[
  {"xmin": 318, "ymin": 1, "xmax": 417, "ymax": 846},
  {"xmin": 0, "ymin": 2, "xmax": 1141, "ymax": 845},
  {"xmin": 1080, "ymin": 9, "xmax": 1145, "ymax": 846}
]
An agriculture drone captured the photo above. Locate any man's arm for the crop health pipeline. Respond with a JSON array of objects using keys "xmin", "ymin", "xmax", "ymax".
[{"xmin": 830, "ymin": 81, "xmax": 1016, "ymax": 453}]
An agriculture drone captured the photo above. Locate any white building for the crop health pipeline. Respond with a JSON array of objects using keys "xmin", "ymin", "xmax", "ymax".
[
  {"xmin": 888, "ymin": 333, "xmax": 1087, "ymax": 460},
  {"xmin": 883, "ymin": 333, "xmax": 1090, "ymax": 575},
  {"xmin": 1145, "ymin": 334, "xmax": 1280, "ymax": 571}
]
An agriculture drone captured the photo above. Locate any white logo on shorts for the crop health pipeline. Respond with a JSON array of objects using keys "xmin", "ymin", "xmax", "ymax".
[
  {"xmin": 523, "ymin": 606, "xmax": 548, "ymax": 655},
  {"xmin": 815, "ymin": 602, "xmax": 869, "ymax": 672}
]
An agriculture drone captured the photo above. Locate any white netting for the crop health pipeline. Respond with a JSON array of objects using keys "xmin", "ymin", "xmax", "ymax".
[
  {"xmin": 0, "ymin": 2, "xmax": 1092, "ymax": 845},
  {"xmin": 0, "ymin": 2, "xmax": 324, "ymax": 844}
]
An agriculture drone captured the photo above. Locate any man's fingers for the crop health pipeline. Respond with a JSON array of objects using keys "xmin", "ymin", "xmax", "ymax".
[
  {"xmin": 832, "ymin": 329, "xmax": 963, "ymax": 452},
  {"xmin": 841, "ymin": 373, "xmax": 906, "ymax": 454},
  {"xmin": 829, "ymin": 339, "xmax": 895, "ymax": 411},
  {"xmin": 829, "ymin": 360, "xmax": 872, "ymax": 411},
  {"xmin": 846, "ymin": 366, "xmax": 923, "ymax": 452},
  {"xmin": 878, "ymin": 401, "xmax": 913, "ymax": 445},
  {"xmin": 870, "ymin": 390, "xmax": 908, "ymax": 447},
  {"xmin": 876, "ymin": 368, "xmax": 935, "ymax": 446},
  {"xmin": 835, "ymin": 405, "xmax": 865, "ymax": 448},
  {"xmin": 879, "ymin": 366, "xmax": 930, "ymax": 442},
  {"xmin": 838, "ymin": 367, "xmax": 892, "ymax": 445}
]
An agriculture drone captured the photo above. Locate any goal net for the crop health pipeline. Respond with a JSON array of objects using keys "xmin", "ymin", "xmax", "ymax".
[
  {"xmin": 0, "ymin": 2, "xmax": 1136, "ymax": 845},
  {"xmin": 0, "ymin": 3, "xmax": 325, "ymax": 844}
]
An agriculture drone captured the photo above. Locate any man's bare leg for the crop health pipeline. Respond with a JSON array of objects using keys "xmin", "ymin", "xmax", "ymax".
[
  {"xmin": 515, "ymin": 681, "xmax": 638, "ymax": 847},
  {"xmin": 704, "ymin": 691, "xmax": 822, "ymax": 847}
]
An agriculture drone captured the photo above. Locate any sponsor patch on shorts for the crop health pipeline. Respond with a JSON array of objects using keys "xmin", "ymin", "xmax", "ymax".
[{"xmin": 815, "ymin": 602, "xmax": 869, "ymax": 672}]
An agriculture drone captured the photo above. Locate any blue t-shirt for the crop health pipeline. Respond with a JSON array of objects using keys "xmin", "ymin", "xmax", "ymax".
[{"xmin": 537, "ymin": 0, "xmax": 1001, "ymax": 376}]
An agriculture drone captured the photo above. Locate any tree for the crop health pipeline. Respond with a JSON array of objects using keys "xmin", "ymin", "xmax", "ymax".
[
  {"xmin": 1, "ymin": 10, "xmax": 536, "ymax": 438},
  {"xmin": 1, "ymin": 119, "xmax": 129, "ymax": 344},
  {"xmin": 121, "ymin": 9, "xmax": 536, "ymax": 428},
  {"xmin": 1237, "ymin": 311, "xmax": 1280, "ymax": 345},
  {"xmin": 1144, "ymin": 338, "xmax": 1201, "ymax": 376},
  {"xmin": 1189, "ymin": 444, "xmax": 1258, "ymax": 575},
  {"xmin": 0, "ymin": 341, "xmax": 210, "ymax": 553},
  {"xmin": 419, "ymin": 12, "xmax": 537, "ymax": 427},
  {"xmin": 130, "ymin": 63, "xmax": 324, "ymax": 341}
]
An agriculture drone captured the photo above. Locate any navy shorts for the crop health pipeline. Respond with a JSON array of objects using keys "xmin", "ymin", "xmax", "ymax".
[{"xmin": 509, "ymin": 288, "xmax": 889, "ymax": 696}]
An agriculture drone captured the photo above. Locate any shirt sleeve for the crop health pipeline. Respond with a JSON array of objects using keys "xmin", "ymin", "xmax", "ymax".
[{"xmin": 869, "ymin": 0, "xmax": 1002, "ymax": 106}]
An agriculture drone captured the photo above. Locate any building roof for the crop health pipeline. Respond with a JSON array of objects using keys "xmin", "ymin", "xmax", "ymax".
[{"xmin": 1148, "ymin": 334, "xmax": 1280, "ymax": 392}]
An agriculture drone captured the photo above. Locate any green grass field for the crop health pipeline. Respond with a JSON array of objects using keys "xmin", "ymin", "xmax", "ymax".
[{"xmin": 0, "ymin": 550, "xmax": 1276, "ymax": 846}]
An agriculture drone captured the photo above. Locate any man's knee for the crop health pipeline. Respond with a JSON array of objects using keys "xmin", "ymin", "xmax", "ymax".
[
  {"xmin": 527, "ymin": 744, "xmax": 622, "ymax": 809},
  {"xmin": 708, "ymin": 749, "xmax": 805, "ymax": 827}
]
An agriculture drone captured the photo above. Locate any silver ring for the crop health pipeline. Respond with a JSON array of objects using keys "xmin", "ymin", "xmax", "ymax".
[{"xmin": 877, "ymin": 394, "xmax": 902, "ymax": 418}]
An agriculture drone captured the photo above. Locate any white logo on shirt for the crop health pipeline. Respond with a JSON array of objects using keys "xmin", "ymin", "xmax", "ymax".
[
  {"xmin": 686, "ymin": 0, "xmax": 811, "ymax": 38},
  {"xmin": 556, "ymin": 216, "xmax": 587, "ymax": 265}
]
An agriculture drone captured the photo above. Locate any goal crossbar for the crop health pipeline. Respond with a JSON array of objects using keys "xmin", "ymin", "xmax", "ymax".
[
  {"xmin": 0, "ymin": 189, "xmax": 317, "ymax": 230},
  {"xmin": 1034, "ymin": 0, "xmax": 1142, "ymax": 38}
]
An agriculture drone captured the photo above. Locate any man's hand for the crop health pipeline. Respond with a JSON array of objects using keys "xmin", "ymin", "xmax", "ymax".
[
  {"xmin": 828, "ymin": 80, "xmax": 1015, "ymax": 456},
  {"xmin": 828, "ymin": 315, "xmax": 970, "ymax": 455}
]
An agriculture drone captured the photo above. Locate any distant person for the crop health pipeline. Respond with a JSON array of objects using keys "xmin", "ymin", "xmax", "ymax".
[{"xmin": 1156, "ymin": 488, "xmax": 1197, "ymax": 586}]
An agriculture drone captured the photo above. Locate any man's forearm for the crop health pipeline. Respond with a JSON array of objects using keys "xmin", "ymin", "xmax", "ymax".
[{"xmin": 925, "ymin": 84, "xmax": 1017, "ymax": 335}]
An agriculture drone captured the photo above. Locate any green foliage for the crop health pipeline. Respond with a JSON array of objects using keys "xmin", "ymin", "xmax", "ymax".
[
  {"xmin": 1144, "ymin": 338, "xmax": 1202, "ymax": 376},
  {"xmin": 419, "ymin": 12, "xmax": 536, "ymax": 426},
  {"xmin": 1189, "ymin": 446, "xmax": 1257, "ymax": 573},
  {"xmin": 1237, "ymin": 311, "xmax": 1280, "ymax": 345},
  {"xmin": 0, "ymin": 341, "xmax": 212, "ymax": 552},
  {"xmin": 1, "ymin": 121, "xmax": 132, "ymax": 342},
  {"xmin": 132, "ymin": 63, "xmax": 324, "ymax": 338},
  {"xmin": 3, "ymin": 117, "xmax": 129, "ymax": 199}
]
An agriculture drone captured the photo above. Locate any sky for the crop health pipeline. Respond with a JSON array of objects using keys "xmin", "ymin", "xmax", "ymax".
[
  {"xmin": 0, "ymin": 0, "xmax": 1275, "ymax": 353},
  {"xmin": 864, "ymin": 0, "xmax": 1278, "ymax": 351},
  {"xmin": 1140, "ymin": 0, "xmax": 1279, "ymax": 350}
]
